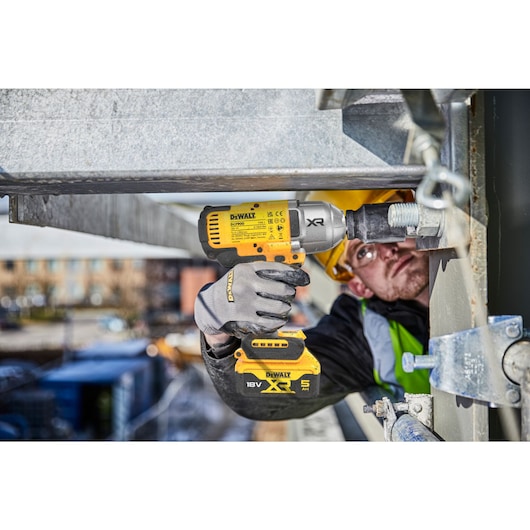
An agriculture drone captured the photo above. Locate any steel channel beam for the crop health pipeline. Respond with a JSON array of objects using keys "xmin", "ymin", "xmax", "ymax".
[
  {"xmin": 428, "ymin": 94, "xmax": 489, "ymax": 441},
  {"xmin": 0, "ymin": 166, "xmax": 426, "ymax": 196},
  {"xmin": 0, "ymin": 88, "xmax": 423, "ymax": 197},
  {"xmin": 9, "ymin": 193, "xmax": 204, "ymax": 255}
]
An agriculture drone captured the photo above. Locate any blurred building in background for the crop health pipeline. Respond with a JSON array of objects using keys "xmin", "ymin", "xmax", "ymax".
[
  {"xmin": 0, "ymin": 213, "xmax": 226, "ymax": 329},
  {"xmin": 0, "ymin": 254, "xmax": 146, "ymax": 310}
]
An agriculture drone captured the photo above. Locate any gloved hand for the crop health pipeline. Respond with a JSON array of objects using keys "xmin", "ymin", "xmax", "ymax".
[{"xmin": 194, "ymin": 261, "xmax": 310, "ymax": 339}]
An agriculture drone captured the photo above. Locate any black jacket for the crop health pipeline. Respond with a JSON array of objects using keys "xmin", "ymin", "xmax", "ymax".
[{"xmin": 200, "ymin": 292, "xmax": 429, "ymax": 421}]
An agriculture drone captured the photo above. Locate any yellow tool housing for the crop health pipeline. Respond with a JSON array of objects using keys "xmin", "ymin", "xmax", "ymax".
[{"xmin": 199, "ymin": 200, "xmax": 305, "ymax": 266}]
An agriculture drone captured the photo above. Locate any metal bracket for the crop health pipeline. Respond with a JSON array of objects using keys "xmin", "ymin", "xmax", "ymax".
[{"xmin": 403, "ymin": 315, "xmax": 528, "ymax": 407}]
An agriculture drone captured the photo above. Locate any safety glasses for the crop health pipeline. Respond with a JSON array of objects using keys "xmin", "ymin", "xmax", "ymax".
[{"xmin": 348, "ymin": 242, "xmax": 379, "ymax": 270}]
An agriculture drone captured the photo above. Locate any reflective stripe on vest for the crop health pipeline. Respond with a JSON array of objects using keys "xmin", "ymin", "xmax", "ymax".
[{"xmin": 361, "ymin": 301, "xmax": 430, "ymax": 398}]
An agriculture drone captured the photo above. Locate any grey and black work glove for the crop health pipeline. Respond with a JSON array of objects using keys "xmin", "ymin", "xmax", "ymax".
[{"xmin": 194, "ymin": 261, "xmax": 310, "ymax": 339}]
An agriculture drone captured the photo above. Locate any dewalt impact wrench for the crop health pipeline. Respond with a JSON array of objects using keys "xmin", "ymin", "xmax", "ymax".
[{"xmin": 198, "ymin": 199, "xmax": 407, "ymax": 398}]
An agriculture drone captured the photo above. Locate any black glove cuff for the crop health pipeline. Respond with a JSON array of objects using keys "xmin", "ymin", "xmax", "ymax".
[{"xmin": 201, "ymin": 332, "xmax": 240, "ymax": 359}]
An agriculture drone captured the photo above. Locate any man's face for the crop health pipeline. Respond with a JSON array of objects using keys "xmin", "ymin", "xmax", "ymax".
[{"xmin": 345, "ymin": 238, "xmax": 429, "ymax": 302}]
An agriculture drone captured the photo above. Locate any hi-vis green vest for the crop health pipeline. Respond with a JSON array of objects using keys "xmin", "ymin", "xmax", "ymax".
[{"xmin": 361, "ymin": 300, "xmax": 430, "ymax": 398}]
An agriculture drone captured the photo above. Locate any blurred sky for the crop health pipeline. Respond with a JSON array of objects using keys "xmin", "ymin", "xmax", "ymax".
[{"xmin": 0, "ymin": 196, "xmax": 8, "ymax": 214}]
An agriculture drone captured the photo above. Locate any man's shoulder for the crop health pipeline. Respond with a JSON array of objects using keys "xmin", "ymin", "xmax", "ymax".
[
  {"xmin": 366, "ymin": 296, "xmax": 428, "ymax": 319},
  {"xmin": 307, "ymin": 293, "xmax": 364, "ymax": 333},
  {"xmin": 332, "ymin": 291, "xmax": 363, "ymax": 308}
]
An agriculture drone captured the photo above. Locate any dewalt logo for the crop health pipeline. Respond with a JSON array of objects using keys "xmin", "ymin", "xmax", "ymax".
[
  {"xmin": 230, "ymin": 212, "xmax": 255, "ymax": 220},
  {"xmin": 266, "ymin": 371, "xmax": 291, "ymax": 378},
  {"xmin": 226, "ymin": 269, "xmax": 235, "ymax": 302}
]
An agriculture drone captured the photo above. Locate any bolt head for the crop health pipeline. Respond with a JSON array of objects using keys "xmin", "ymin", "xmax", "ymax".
[
  {"xmin": 402, "ymin": 352, "xmax": 415, "ymax": 373},
  {"xmin": 412, "ymin": 403, "xmax": 423, "ymax": 414},
  {"xmin": 506, "ymin": 324, "xmax": 521, "ymax": 339},
  {"xmin": 506, "ymin": 388, "xmax": 521, "ymax": 404}
]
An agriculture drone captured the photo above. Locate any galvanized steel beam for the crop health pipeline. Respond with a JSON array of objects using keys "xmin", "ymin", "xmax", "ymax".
[
  {"xmin": 0, "ymin": 166, "xmax": 426, "ymax": 196},
  {"xmin": 0, "ymin": 88, "xmax": 424, "ymax": 197},
  {"xmin": 9, "ymin": 193, "xmax": 204, "ymax": 255}
]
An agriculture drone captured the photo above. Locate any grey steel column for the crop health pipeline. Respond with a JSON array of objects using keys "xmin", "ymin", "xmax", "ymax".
[
  {"xmin": 485, "ymin": 90, "xmax": 530, "ymax": 324},
  {"xmin": 485, "ymin": 89, "xmax": 530, "ymax": 440}
]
